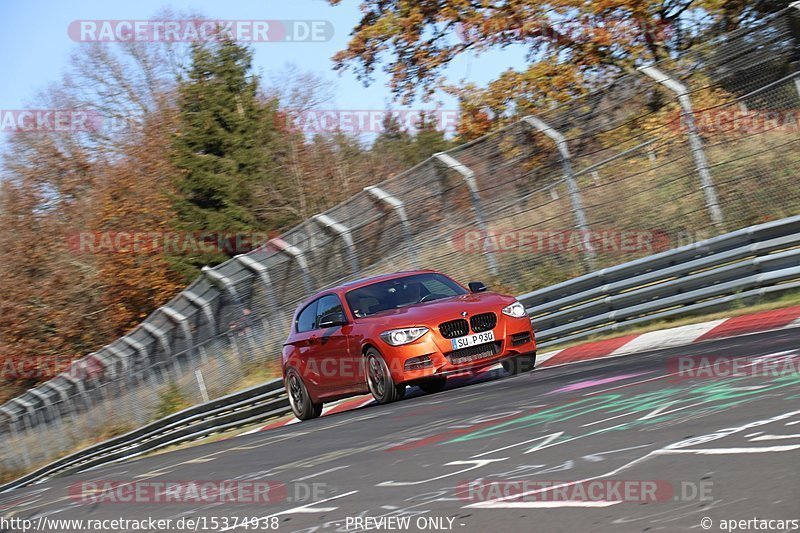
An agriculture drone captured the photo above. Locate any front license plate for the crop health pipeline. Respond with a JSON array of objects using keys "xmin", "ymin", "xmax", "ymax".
[{"xmin": 451, "ymin": 330, "xmax": 495, "ymax": 350}]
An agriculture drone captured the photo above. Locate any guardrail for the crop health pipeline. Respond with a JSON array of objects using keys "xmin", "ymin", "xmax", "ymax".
[
  {"xmin": 3, "ymin": 215, "xmax": 799, "ymax": 493},
  {"xmin": 522, "ymin": 215, "xmax": 800, "ymax": 348},
  {"xmin": 0, "ymin": 378, "xmax": 288, "ymax": 494}
]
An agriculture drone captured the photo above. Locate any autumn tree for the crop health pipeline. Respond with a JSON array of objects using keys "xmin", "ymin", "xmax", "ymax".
[
  {"xmin": 91, "ymin": 106, "xmax": 185, "ymax": 335},
  {"xmin": 0, "ymin": 20, "xmax": 184, "ymax": 395},
  {"xmin": 328, "ymin": 0, "xmax": 788, "ymax": 137}
]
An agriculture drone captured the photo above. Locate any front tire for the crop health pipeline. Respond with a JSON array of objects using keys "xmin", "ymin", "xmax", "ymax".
[
  {"xmin": 365, "ymin": 348, "xmax": 406, "ymax": 404},
  {"xmin": 502, "ymin": 352, "xmax": 537, "ymax": 375},
  {"xmin": 286, "ymin": 370, "xmax": 323, "ymax": 420}
]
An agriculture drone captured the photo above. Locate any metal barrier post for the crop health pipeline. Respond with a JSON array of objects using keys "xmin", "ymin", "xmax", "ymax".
[
  {"xmin": 434, "ymin": 152, "xmax": 499, "ymax": 276},
  {"xmin": 202, "ymin": 266, "xmax": 257, "ymax": 354},
  {"xmin": 160, "ymin": 306, "xmax": 194, "ymax": 360},
  {"xmin": 234, "ymin": 254, "xmax": 281, "ymax": 335},
  {"xmin": 638, "ymin": 65, "xmax": 724, "ymax": 228},
  {"xmin": 0, "ymin": 406, "xmax": 22, "ymax": 469},
  {"xmin": 11, "ymin": 398, "xmax": 43, "ymax": 463},
  {"xmin": 363, "ymin": 185, "xmax": 420, "ymax": 268},
  {"xmin": 141, "ymin": 323, "xmax": 179, "ymax": 378},
  {"xmin": 312, "ymin": 214, "xmax": 360, "ymax": 275},
  {"xmin": 267, "ymin": 238, "xmax": 315, "ymax": 292},
  {"xmin": 57, "ymin": 374, "xmax": 83, "ymax": 423},
  {"xmin": 2, "ymin": 408, "xmax": 32, "ymax": 468},
  {"xmin": 103, "ymin": 345, "xmax": 130, "ymax": 378},
  {"xmin": 202, "ymin": 266, "xmax": 241, "ymax": 302},
  {"xmin": 182, "ymin": 290, "xmax": 218, "ymax": 341},
  {"xmin": 523, "ymin": 116, "xmax": 597, "ymax": 270}
]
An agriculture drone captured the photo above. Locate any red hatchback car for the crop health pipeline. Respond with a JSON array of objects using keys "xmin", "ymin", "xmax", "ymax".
[{"xmin": 282, "ymin": 270, "xmax": 537, "ymax": 420}]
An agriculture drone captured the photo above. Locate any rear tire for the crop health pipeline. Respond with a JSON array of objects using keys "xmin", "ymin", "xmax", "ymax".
[
  {"xmin": 502, "ymin": 352, "xmax": 537, "ymax": 375},
  {"xmin": 417, "ymin": 377, "xmax": 447, "ymax": 394},
  {"xmin": 365, "ymin": 348, "xmax": 406, "ymax": 404},
  {"xmin": 286, "ymin": 370, "xmax": 323, "ymax": 420}
]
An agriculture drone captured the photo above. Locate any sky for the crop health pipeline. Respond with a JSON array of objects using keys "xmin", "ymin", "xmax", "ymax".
[{"xmin": 0, "ymin": 0, "xmax": 530, "ymax": 147}]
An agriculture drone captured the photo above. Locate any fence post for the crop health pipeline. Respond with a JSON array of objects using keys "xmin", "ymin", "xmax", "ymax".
[
  {"xmin": 2, "ymin": 407, "xmax": 31, "ymax": 468},
  {"xmin": 66, "ymin": 360, "xmax": 94, "ymax": 414},
  {"xmin": 0, "ymin": 406, "xmax": 25, "ymax": 469},
  {"xmin": 433, "ymin": 152, "xmax": 499, "ymax": 276},
  {"xmin": 183, "ymin": 290, "xmax": 218, "ymax": 337},
  {"xmin": 38, "ymin": 384, "xmax": 66, "ymax": 437},
  {"xmin": 363, "ymin": 185, "xmax": 420, "ymax": 268},
  {"xmin": 43, "ymin": 379, "xmax": 71, "ymax": 408},
  {"xmin": 202, "ymin": 266, "xmax": 241, "ymax": 303},
  {"xmin": 122, "ymin": 336, "xmax": 151, "ymax": 370},
  {"xmin": 27, "ymin": 389, "xmax": 54, "ymax": 426},
  {"xmin": 267, "ymin": 238, "xmax": 315, "ymax": 293},
  {"xmin": 523, "ymin": 116, "xmax": 597, "ymax": 270},
  {"xmin": 235, "ymin": 254, "xmax": 281, "ymax": 335},
  {"xmin": 638, "ymin": 65, "xmax": 724, "ymax": 229},
  {"xmin": 58, "ymin": 373, "xmax": 84, "ymax": 423},
  {"xmin": 141, "ymin": 323, "xmax": 179, "ymax": 378},
  {"xmin": 312, "ymin": 214, "xmax": 360, "ymax": 275},
  {"xmin": 103, "ymin": 345, "xmax": 130, "ymax": 378},
  {"xmin": 160, "ymin": 306, "xmax": 194, "ymax": 361},
  {"xmin": 11, "ymin": 398, "xmax": 44, "ymax": 463}
]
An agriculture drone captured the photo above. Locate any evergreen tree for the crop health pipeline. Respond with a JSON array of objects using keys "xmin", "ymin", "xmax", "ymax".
[
  {"xmin": 372, "ymin": 111, "xmax": 452, "ymax": 169},
  {"xmin": 171, "ymin": 37, "xmax": 281, "ymax": 279}
]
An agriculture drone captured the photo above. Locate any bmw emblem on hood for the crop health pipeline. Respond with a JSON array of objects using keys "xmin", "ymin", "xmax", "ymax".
[{"xmin": 460, "ymin": 311, "xmax": 468, "ymax": 317}]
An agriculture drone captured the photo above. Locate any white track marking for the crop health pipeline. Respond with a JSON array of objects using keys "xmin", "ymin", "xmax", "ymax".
[
  {"xmin": 292, "ymin": 465, "xmax": 350, "ymax": 481},
  {"xmin": 377, "ymin": 459, "xmax": 506, "ymax": 487},
  {"xmin": 657, "ymin": 445, "xmax": 800, "ymax": 454},
  {"xmin": 580, "ymin": 411, "xmax": 639, "ymax": 427},
  {"xmin": 466, "ymin": 409, "xmax": 800, "ymax": 509},
  {"xmin": 472, "ymin": 432, "xmax": 564, "ymax": 458},
  {"xmin": 750, "ymin": 433, "xmax": 800, "ymax": 441}
]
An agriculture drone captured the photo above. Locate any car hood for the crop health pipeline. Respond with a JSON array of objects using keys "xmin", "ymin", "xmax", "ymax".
[{"xmin": 360, "ymin": 291, "xmax": 517, "ymax": 325}]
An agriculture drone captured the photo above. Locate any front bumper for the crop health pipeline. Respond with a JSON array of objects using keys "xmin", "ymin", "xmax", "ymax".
[{"xmin": 384, "ymin": 315, "xmax": 537, "ymax": 383}]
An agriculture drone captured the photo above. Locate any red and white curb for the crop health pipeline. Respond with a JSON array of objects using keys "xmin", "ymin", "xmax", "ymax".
[
  {"xmin": 238, "ymin": 305, "xmax": 800, "ymax": 436},
  {"xmin": 537, "ymin": 304, "xmax": 800, "ymax": 368}
]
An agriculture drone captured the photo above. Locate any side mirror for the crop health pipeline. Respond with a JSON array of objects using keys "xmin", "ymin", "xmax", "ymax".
[
  {"xmin": 468, "ymin": 281, "xmax": 487, "ymax": 293},
  {"xmin": 318, "ymin": 311, "xmax": 347, "ymax": 328}
]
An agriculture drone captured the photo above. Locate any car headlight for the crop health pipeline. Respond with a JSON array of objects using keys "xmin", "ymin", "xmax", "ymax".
[
  {"xmin": 502, "ymin": 301, "xmax": 527, "ymax": 319},
  {"xmin": 380, "ymin": 327, "xmax": 429, "ymax": 346}
]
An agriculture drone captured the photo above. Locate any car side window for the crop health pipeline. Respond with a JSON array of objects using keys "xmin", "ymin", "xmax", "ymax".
[
  {"xmin": 315, "ymin": 294, "xmax": 344, "ymax": 327},
  {"xmin": 296, "ymin": 300, "xmax": 319, "ymax": 333}
]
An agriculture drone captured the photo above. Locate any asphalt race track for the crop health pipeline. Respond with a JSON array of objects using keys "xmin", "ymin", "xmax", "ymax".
[{"xmin": 2, "ymin": 328, "xmax": 800, "ymax": 533}]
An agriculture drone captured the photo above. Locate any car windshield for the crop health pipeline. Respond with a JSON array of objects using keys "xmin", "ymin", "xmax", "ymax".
[{"xmin": 345, "ymin": 273, "xmax": 468, "ymax": 318}]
